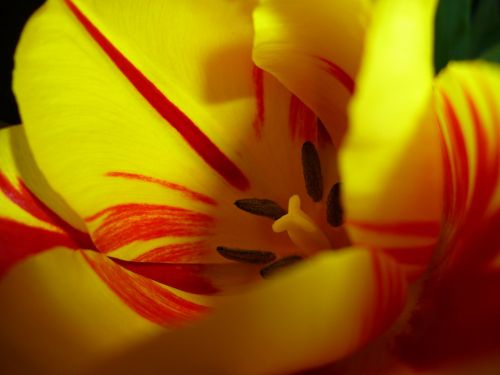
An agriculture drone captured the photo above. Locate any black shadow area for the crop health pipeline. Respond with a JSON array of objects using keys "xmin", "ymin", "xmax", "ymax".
[{"xmin": 0, "ymin": 0, "xmax": 44, "ymax": 127}]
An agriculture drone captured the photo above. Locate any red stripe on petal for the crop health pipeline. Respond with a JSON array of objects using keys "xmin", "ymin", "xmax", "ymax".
[
  {"xmin": 359, "ymin": 252, "xmax": 407, "ymax": 344},
  {"xmin": 441, "ymin": 93, "xmax": 470, "ymax": 218},
  {"xmin": 442, "ymin": 85, "xmax": 500, "ymax": 272},
  {"xmin": 134, "ymin": 241, "xmax": 211, "ymax": 263},
  {"xmin": 0, "ymin": 174, "xmax": 94, "ymax": 249},
  {"xmin": 288, "ymin": 95, "xmax": 317, "ymax": 142},
  {"xmin": 436, "ymin": 79, "xmax": 500, "ymax": 273},
  {"xmin": 252, "ymin": 65, "xmax": 265, "ymax": 138},
  {"xmin": 0, "ymin": 173, "xmax": 53, "ymax": 223},
  {"xmin": 367, "ymin": 251, "xmax": 385, "ymax": 338},
  {"xmin": 371, "ymin": 252, "xmax": 407, "ymax": 336},
  {"xmin": 83, "ymin": 252, "xmax": 208, "ymax": 325},
  {"xmin": 0, "ymin": 172, "xmax": 95, "ymax": 275},
  {"xmin": 463, "ymin": 89, "xmax": 499, "ymax": 225},
  {"xmin": 437, "ymin": 116, "xmax": 454, "ymax": 221},
  {"xmin": 397, "ymin": 70, "xmax": 500, "ymax": 368},
  {"xmin": 317, "ymin": 57, "xmax": 355, "ymax": 94},
  {"xmin": 65, "ymin": 0, "xmax": 250, "ymax": 191},
  {"xmin": 86, "ymin": 203, "xmax": 214, "ymax": 252},
  {"xmin": 110, "ymin": 257, "xmax": 219, "ymax": 295},
  {"xmin": 356, "ymin": 242, "xmax": 436, "ymax": 266},
  {"xmin": 106, "ymin": 171, "xmax": 217, "ymax": 206},
  {"xmin": 0, "ymin": 220, "xmax": 84, "ymax": 276},
  {"xmin": 347, "ymin": 220, "xmax": 441, "ymax": 237},
  {"xmin": 379, "ymin": 244, "xmax": 436, "ymax": 265}
]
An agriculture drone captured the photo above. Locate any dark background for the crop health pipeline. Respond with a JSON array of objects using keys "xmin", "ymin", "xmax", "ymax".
[{"xmin": 0, "ymin": 0, "xmax": 44, "ymax": 128}]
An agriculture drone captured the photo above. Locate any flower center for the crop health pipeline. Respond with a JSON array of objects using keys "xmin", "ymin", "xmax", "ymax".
[
  {"xmin": 217, "ymin": 141, "xmax": 345, "ymax": 279},
  {"xmin": 272, "ymin": 195, "xmax": 331, "ymax": 253}
]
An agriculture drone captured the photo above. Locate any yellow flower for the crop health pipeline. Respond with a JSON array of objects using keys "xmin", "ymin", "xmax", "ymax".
[{"xmin": 1, "ymin": 0, "xmax": 499, "ymax": 374}]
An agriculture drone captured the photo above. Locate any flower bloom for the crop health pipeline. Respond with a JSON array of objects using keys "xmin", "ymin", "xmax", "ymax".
[{"xmin": 1, "ymin": 0, "xmax": 499, "ymax": 373}]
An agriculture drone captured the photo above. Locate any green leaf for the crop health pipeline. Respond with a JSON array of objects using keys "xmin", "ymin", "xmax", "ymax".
[
  {"xmin": 469, "ymin": 0, "xmax": 500, "ymax": 58},
  {"xmin": 480, "ymin": 43, "xmax": 500, "ymax": 64},
  {"xmin": 434, "ymin": 0, "xmax": 472, "ymax": 74},
  {"xmin": 434, "ymin": 0, "xmax": 500, "ymax": 73}
]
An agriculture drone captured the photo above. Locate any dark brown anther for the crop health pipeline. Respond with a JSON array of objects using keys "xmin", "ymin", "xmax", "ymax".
[
  {"xmin": 216, "ymin": 246, "xmax": 277, "ymax": 264},
  {"xmin": 260, "ymin": 255, "xmax": 303, "ymax": 279},
  {"xmin": 327, "ymin": 182, "xmax": 343, "ymax": 227},
  {"xmin": 301, "ymin": 141, "xmax": 323, "ymax": 202},
  {"xmin": 234, "ymin": 198, "xmax": 287, "ymax": 220}
]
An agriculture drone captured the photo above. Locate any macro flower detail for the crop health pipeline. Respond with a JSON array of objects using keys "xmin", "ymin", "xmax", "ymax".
[
  {"xmin": 3, "ymin": 0, "xmax": 371, "ymax": 324},
  {"xmin": 1, "ymin": 0, "xmax": 499, "ymax": 374}
]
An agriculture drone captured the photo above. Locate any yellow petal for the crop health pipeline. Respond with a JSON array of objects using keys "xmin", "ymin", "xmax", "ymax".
[
  {"xmin": 0, "ymin": 127, "xmax": 172, "ymax": 365},
  {"xmin": 395, "ymin": 62, "xmax": 500, "ymax": 367},
  {"xmin": 0, "ymin": 128, "xmax": 213, "ymax": 328},
  {"xmin": 0, "ymin": 125, "xmax": 92, "ymax": 275},
  {"xmin": 14, "ymin": 0, "xmax": 325, "ymax": 262},
  {"xmin": 0, "ymin": 126, "xmax": 83, "ymax": 229},
  {"xmin": 433, "ymin": 61, "xmax": 500, "ymax": 272},
  {"xmin": 340, "ymin": 0, "xmax": 443, "ymax": 272},
  {"xmin": 0, "ymin": 248, "xmax": 161, "ymax": 374},
  {"xmin": 14, "ymin": 0, "xmax": 253, "ymax": 234},
  {"xmin": 253, "ymin": 0, "xmax": 371, "ymax": 142},
  {"xmin": 92, "ymin": 248, "xmax": 407, "ymax": 374}
]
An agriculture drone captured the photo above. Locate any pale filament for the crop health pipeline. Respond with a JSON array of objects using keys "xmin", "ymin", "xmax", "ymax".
[{"xmin": 272, "ymin": 195, "xmax": 331, "ymax": 254}]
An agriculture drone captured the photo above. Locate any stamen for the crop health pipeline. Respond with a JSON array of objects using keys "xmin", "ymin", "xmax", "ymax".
[
  {"xmin": 216, "ymin": 246, "xmax": 277, "ymax": 264},
  {"xmin": 234, "ymin": 198, "xmax": 286, "ymax": 220},
  {"xmin": 260, "ymin": 255, "xmax": 303, "ymax": 279},
  {"xmin": 327, "ymin": 182, "xmax": 343, "ymax": 227},
  {"xmin": 301, "ymin": 141, "xmax": 323, "ymax": 202}
]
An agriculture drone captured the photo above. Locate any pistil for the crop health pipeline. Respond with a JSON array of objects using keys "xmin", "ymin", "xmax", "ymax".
[{"xmin": 272, "ymin": 195, "xmax": 331, "ymax": 253}]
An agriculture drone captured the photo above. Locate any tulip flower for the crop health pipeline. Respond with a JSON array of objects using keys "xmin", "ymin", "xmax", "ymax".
[{"xmin": 1, "ymin": 0, "xmax": 499, "ymax": 373}]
